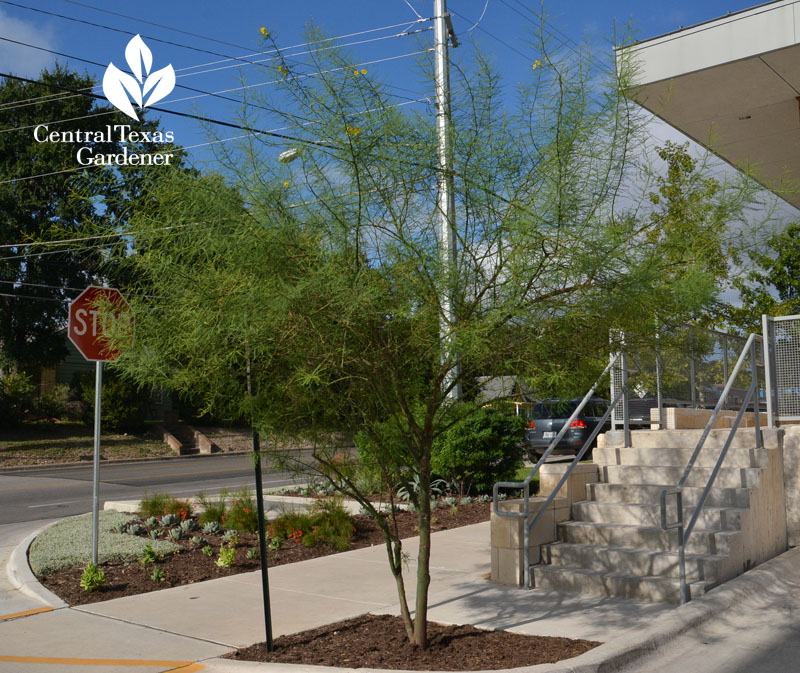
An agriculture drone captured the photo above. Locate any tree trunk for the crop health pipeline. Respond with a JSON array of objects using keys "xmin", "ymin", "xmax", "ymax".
[{"xmin": 413, "ymin": 461, "xmax": 432, "ymax": 649}]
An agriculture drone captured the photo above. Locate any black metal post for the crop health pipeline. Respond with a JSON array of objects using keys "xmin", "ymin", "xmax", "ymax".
[{"xmin": 253, "ymin": 430, "xmax": 274, "ymax": 652}]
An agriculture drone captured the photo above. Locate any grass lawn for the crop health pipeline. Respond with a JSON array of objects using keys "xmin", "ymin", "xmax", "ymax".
[{"xmin": 0, "ymin": 422, "xmax": 173, "ymax": 467}]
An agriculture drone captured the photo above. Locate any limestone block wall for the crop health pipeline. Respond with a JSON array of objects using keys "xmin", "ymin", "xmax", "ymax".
[
  {"xmin": 490, "ymin": 463, "xmax": 599, "ymax": 586},
  {"xmin": 782, "ymin": 425, "xmax": 800, "ymax": 546},
  {"xmin": 722, "ymin": 427, "xmax": 787, "ymax": 578}
]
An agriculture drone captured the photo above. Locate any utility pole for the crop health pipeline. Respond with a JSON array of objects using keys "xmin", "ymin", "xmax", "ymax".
[{"xmin": 434, "ymin": 0, "xmax": 460, "ymax": 399}]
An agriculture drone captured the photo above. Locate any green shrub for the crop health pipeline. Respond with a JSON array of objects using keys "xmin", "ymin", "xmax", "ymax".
[
  {"xmin": 221, "ymin": 488, "xmax": 258, "ymax": 533},
  {"xmin": 75, "ymin": 370, "xmax": 147, "ymax": 432},
  {"xmin": 80, "ymin": 562, "xmax": 106, "ymax": 592},
  {"xmin": 34, "ymin": 383, "xmax": 71, "ymax": 419},
  {"xmin": 197, "ymin": 491, "xmax": 227, "ymax": 526},
  {"xmin": 216, "ymin": 546, "xmax": 236, "ymax": 567},
  {"xmin": 432, "ymin": 403, "xmax": 525, "ymax": 495},
  {"xmin": 0, "ymin": 372, "xmax": 34, "ymax": 426},
  {"xmin": 150, "ymin": 566, "xmax": 166, "ymax": 583},
  {"xmin": 268, "ymin": 497, "xmax": 356, "ymax": 552},
  {"xmin": 139, "ymin": 492, "xmax": 193, "ymax": 520}
]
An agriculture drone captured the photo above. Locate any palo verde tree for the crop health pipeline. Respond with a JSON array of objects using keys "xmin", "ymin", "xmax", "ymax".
[{"xmin": 106, "ymin": 20, "xmax": 764, "ymax": 648}]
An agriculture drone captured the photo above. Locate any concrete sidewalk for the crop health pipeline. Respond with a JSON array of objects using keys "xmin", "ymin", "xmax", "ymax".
[{"xmin": 3, "ymin": 514, "xmax": 798, "ymax": 673}]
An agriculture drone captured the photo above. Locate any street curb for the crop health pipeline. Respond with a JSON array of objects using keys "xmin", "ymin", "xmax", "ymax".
[
  {"xmin": 192, "ymin": 545, "xmax": 800, "ymax": 673},
  {"xmin": 6, "ymin": 522, "xmax": 69, "ymax": 609},
  {"xmin": 0, "ymin": 450, "xmax": 254, "ymax": 473}
]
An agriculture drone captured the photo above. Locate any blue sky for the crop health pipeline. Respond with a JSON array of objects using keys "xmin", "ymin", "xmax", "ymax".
[{"xmin": 0, "ymin": 0, "xmax": 770, "ymax": 163}]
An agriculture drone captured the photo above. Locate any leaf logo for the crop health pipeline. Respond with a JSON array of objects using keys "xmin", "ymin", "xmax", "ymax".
[{"xmin": 102, "ymin": 35, "xmax": 175, "ymax": 121}]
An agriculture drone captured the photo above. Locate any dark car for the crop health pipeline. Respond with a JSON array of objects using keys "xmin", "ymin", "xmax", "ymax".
[{"xmin": 524, "ymin": 397, "xmax": 610, "ymax": 460}]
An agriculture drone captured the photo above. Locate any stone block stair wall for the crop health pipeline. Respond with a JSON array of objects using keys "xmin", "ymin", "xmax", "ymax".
[{"xmin": 526, "ymin": 428, "xmax": 786, "ymax": 604}]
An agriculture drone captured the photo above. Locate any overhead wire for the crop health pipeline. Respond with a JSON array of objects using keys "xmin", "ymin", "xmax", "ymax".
[
  {"xmin": 0, "ymin": 16, "xmax": 432, "ymax": 112},
  {"xmin": 0, "ymin": 29, "xmax": 430, "ymax": 119}
]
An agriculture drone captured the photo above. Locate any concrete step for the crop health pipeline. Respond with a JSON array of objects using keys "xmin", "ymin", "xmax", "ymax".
[
  {"xmin": 601, "ymin": 464, "xmax": 762, "ymax": 489},
  {"xmin": 532, "ymin": 564, "xmax": 710, "ymax": 604},
  {"xmin": 587, "ymin": 482, "xmax": 752, "ymax": 508},
  {"xmin": 613, "ymin": 428, "xmax": 764, "ymax": 451},
  {"xmin": 544, "ymin": 542, "xmax": 723, "ymax": 581},
  {"xmin": 558, "ymin": 520, "xmax": 740, "ymax": 555},
  {"xmin": 572, "ymin": 500, "xmax": 744, "ymax": 530},
  {"xmin": 592, "ymin": 446, "xmax": 770, "ymax": 469}
]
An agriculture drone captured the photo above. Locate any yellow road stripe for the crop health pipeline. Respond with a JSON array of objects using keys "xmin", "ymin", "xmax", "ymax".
[
  {"xmin": 164, "ymin": 664, "xmax": 205, "ymax": 673},
  {"xmin": 0, "ymin": 606, "xmax": 54, "ymax": 622},
  {"xmin": 0, "ymin": 656, "xmax": 201, "ymax": 668}
]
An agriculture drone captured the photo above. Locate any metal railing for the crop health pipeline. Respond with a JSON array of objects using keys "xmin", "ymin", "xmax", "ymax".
[
  {"xmin": 660, "ymin": 333, "xmax": 763, "ymax": 604},
  {"xmin": 492, "ymin": 353, "xmax": 630, "ymax": 588}
]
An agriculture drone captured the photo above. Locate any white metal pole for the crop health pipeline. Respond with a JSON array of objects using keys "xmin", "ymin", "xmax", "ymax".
[
  {"xmin": 91, "ymin": 360, "xmax": 102, "ymax": 565},
  {"xmin": 434, "ymin": 0, "xmax": 460, "ymax": 399},
  {"xmin": 762, "ymin": 314, "xmax": 774, "ymax": 428}
]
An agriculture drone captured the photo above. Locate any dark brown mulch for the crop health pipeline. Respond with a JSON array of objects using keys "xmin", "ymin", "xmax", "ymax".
[
  {"xmin": 226, "ymin": 614, "xmax": 602, "ymax": 670},
  {"xmin": 37, "ymin": 502, "xmax": 491, "ymax": 606}
]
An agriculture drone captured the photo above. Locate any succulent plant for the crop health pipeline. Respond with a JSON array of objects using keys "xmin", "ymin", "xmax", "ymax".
[
  {"xmin": 202, "ymin": 545, "xmax": 214, "ymax": 557},
  {"xmin": 113, "ymin": 522, "xmax": 128, "ymax": 534},
  {"xmin": 190, "ymin": 535, "xmax": 204, "ymax": 546},
  {"xmin": 479, "ymin": 494, "xmax": 492, "ymax": 503},
  {"xmin": 443, "ymin": 496, "xmax": 457, "ymax": 507},
  {"xmin": 168, "ymin": 527, "xmax": 183, "ymax": 541},
  {"xmin": 222, "ymin": 529, "xmax": 240, "ymax": 547},
  {"xmin": 430, "ymin": 500, "xmax": 439, "ymax": 510},
  {"xmin": 202, "ymin": 521, "xmax": 221, "ymax": 535},
  {"xmin": 149, "ymin": 529, "xmax": 160, "ymax": 539},
  {"xmin": 127, "ymin": 524, "xmax": 145, "ymax": 536},
  {"xmin": 145, "ymin": 516, "xmax": 158, "ymax": 527},
  {"xmin": 246, "ymin": 547, "xmax": 259, "ymax": 560},
  {"xmin": 460, "ymin": 496, "xmax": 474, "ymax": 505},
  {"xmin": 180, "ymin": 518, "xmax": 199, "ymax": 532},
  {"xmin": 159, "ymin": 513, "xmax": 179, "ymax": 527}
]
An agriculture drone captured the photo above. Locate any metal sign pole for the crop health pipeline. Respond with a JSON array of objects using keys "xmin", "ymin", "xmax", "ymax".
[
  {"xmin": 252, "ymin": 430, "xmax": 274, "ymax": 651},
  {"xmin": 91, "ymin": 360, "xmax": 103, "ymax": 565}
]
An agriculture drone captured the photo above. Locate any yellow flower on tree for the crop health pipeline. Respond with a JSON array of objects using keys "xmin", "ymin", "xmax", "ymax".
[
  {"xmin": 260, "ymin": 26, "xmax": 268, "ymax": 36},
  {"xmin": 283, "ymin": 181, "xmax": 290, "ymax": 187},
  {"xmin": 345, "ymin": 125, "xmax": 361, "ymax": 137}
]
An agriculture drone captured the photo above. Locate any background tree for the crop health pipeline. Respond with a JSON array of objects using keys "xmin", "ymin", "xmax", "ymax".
[
  {"xmin": 105, "ymin": 23, "xmax": 766, "ymax": 649},
  {"xmin": 0, "ymin": 64, "xmax": 184, "ymax": 373},
  {"xmin": 724, "ymin": 222, "xmax": 800, "ymax": 332}
]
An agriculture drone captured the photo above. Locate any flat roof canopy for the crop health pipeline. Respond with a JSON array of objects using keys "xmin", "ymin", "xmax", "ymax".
[{"xmin": 621, "ymin": 0, "xmax": 800, "ymax": 209}]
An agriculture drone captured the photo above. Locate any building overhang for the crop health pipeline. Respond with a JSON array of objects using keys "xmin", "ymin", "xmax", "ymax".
[{"xmin": 619, "ymin": 0, "xmax": 800, "ymax": 209}]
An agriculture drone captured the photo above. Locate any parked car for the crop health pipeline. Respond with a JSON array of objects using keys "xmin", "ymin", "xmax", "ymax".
[{"xmin": 524, "ymin": 397, "xmax": 610, "ymax": 460}]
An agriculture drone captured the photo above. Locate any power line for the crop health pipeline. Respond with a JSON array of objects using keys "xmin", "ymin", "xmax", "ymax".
[
  {"xmin": 0, "ymin": 35, "xmax": 428, "ymax": 131},
  {"xmin": 0, "ymin": 70, "xmax": 544, "ymax": 226},
  {"xmin": 58, "ymin": 0, "xmax": 260, "ymax": 52},
  {"xmin": 0, "ymin": 10, "xmax": 431, "ymax": 112},
  {"xmin": 0, "ymin": 291, "xmax": 69, "ymax": 302}
]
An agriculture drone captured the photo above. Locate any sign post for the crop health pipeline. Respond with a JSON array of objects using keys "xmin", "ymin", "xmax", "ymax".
[{"xmin": 68, "ymin": 286, "xmax": 132, "ymax": 564}]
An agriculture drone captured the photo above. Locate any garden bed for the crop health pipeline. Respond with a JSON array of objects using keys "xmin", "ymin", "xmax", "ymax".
[
  {"xmin": 226, "ymin": 613, "xmax": 601, "ymax": 670},
  {"xmin": 35, "ymin": 499, "xmax": 491, "ymax": 606}
]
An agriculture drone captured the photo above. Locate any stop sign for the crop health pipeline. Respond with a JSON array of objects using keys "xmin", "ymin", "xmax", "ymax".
[{"xmin": 68, "ymin": 286, "xmax": 132, "ymax": 361}]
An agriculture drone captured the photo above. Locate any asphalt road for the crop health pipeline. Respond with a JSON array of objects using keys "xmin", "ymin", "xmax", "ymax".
[{"xmin": 0, "ymin": 453, "xmax": 302, "ymax": 524}]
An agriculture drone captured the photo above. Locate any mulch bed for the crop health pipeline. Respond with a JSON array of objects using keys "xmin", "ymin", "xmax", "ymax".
[
  {"xmin": 37, "ymin": 501, "xmax": 491, "ymax": 606},
  {"xmin": 226, "ymin": 614, "xmax": 602, "ymax": 670}
]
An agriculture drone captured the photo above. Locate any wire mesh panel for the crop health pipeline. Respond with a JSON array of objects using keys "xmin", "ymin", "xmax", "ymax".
[
  {"xmin": 609, "ymin": 324, "xmax": 757, "ymax": 429},
  {"xmin": 773, "ymin": 316, "xmax": 800, "ymax": 421}
]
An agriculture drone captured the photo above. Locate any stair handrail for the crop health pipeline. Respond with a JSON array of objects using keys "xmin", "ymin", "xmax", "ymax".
[
  {"xmin": 660, "ymin": 332, "xmax": 763, "ymax": 604},
  {"xmin": 493, "ymin": 352, "xmax": 629, "ymax": 588}
]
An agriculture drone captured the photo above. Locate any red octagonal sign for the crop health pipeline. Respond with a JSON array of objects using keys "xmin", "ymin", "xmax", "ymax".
[{"xmin": 68, "ymin": 286, "xmax": 133, "ymax": 362}]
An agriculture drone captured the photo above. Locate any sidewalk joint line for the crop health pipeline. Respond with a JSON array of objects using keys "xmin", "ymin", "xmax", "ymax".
[{"xmin": 71, "ymin": 606, "xmax": 236, "ymax": 649}]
